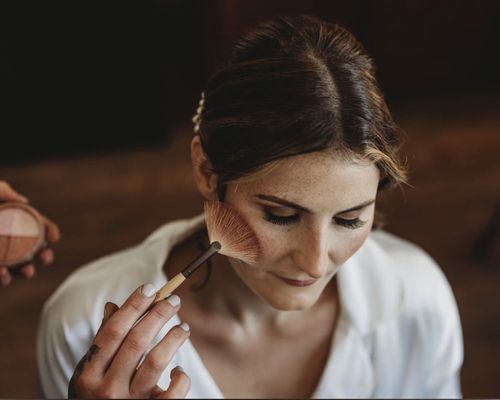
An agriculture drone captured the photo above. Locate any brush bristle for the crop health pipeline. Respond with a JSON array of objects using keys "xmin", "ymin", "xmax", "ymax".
[{"xmin": 204, "ymin": 200, "xmax": 261, "ymax": 265}]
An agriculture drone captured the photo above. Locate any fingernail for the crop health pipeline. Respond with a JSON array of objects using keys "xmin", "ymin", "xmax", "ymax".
[
  {"xmin": 103, "ymin": 302, "xmax": 112, "ymax": 319},
  {"xmin": 171, "ymin": 365, "xmax": 184, "ymax": 379},
  {"xmin": 141, "ymin": 283, "xmax": 156, "ymax": 297},
  {"xmin": 179, "ymin": 322, "xmax": 190, "ymax": 332},
  {"xmin": 167, "ymin": 294, "xmax": 181, "ymax": 307}
]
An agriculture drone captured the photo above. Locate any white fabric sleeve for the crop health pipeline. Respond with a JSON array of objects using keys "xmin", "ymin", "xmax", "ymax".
[
  {"xmin": 422, "ymin": 261, "xmax": 464, "ymax": 398},
  {"xmin": 37, "ymin": 289, "xmax": 97, "ymax": 398}
]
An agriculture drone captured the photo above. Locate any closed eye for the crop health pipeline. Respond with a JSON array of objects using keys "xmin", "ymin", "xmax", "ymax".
[
  {"xmin": 264, "ymin": 212, "xmax": 298, "ymax": 226},
  {"xmin": 263, "ymin": 212, "xmax": 366, "ymax": 229},
  {"xmin": 334, "ymin": 217, "xmax": 366, "ymax": 229}
]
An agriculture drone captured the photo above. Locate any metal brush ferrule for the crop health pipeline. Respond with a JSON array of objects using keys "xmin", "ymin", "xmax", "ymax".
[{"xmin": 182, "ymin": 241, "xmax": 221, "ymax": 278}]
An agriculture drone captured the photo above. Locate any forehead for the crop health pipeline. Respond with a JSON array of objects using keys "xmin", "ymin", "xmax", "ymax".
[{"xmin": 232, "ymin": 151, "xmax": 380, "ymax": 210}]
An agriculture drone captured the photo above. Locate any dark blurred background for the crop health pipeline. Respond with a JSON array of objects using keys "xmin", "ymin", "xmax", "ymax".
[
  {"xmin": 2, "ymin": 0, "xmax": 499, "ymax": 164},
  {"xmin": 1, "ymin": 0, "xmax": 499, "ymax": 398}
]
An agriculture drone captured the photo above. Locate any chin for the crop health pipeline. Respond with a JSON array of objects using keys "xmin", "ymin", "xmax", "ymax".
[{"xmin": 263, "ymin": 291, "xmax": 319, "ymax": 311}]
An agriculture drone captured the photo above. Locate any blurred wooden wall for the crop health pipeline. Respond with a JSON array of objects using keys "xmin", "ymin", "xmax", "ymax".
[{"xmin": 2, "ymin": 0, "xmax": 499, "ymax": 163}]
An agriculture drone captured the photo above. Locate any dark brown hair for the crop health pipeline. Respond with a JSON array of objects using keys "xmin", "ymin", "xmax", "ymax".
[{"xmin": 198, "ymin": 13, "xmax": 407, "ymax": 206}]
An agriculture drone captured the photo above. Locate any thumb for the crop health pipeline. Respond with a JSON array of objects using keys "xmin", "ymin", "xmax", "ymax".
[{"xmin": 0, "ymin": 181, "xmax": 28, "ymax": 203}]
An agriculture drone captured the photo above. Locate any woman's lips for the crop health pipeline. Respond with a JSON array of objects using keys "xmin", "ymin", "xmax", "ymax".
[{"xmin": 271, "ymin": 273, "xmax": 317, "ymax": 287}]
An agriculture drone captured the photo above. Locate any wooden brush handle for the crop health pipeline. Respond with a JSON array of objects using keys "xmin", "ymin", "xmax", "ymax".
[
  {"xmin": 153, "ymin": 273, "xmax": 186, "ymax": 304},
  {"xmin": 150, "ymin": 242, "xmax": 220, "ymax": 307}
]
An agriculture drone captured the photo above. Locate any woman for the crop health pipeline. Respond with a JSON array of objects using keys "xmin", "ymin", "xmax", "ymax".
[{"xmin": 38, "ymin": 15, "xmax": 463, "ymax": 398}]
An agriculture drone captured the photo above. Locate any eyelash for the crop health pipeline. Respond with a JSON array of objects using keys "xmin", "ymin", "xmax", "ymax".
[{"xmin": 264, "ymin": 212, "xmax": 367, "ymax": 230}]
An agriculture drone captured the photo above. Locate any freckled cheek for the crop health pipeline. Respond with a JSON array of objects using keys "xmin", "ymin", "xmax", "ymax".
[{"xmin": 249, "ymin": 222, "xmax": 289, "ymax": 267}]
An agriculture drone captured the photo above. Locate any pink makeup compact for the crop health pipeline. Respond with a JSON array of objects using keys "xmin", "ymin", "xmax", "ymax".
[{"xmin": 0, "ymin": 202, "xmax": 45, "ymax": 267}]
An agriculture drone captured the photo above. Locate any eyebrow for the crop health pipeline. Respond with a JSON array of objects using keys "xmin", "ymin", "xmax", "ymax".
[{"xmin": 255, "ymin": 194, "xmax": 376, "ymax": 214}]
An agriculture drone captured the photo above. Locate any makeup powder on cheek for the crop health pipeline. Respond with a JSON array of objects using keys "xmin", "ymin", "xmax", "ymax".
[{"xmin": 0, "ymin": 203, "xmax": 45, "ymax": 267}]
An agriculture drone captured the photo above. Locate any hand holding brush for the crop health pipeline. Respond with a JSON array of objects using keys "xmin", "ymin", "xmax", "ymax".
[{"xmin": 67, "ymin": 200, "xmax": 261, "ymax": 398}]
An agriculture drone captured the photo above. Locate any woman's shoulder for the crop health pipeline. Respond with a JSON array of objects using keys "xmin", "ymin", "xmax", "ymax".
[
  {"xmin": 342, "ymin": 231, "xmax": 463, "ymax": 397},
  {"xmin": 39, "ymin": 236, "xmax": 162, "ymax": 340},
  {"xmin": 364, "ymin": 229, "xmax": 450, "ymax": 291},
  {"xmin": 371, "ymin": 230, "xmax": 454, "ymax": 299},
  {"xmin": 40, "ymin": 213, "xmax": 206, "ymax": 328},
  {"xmin": 369, "ymin": 230, "xmax": 461, "ymax": 333}
]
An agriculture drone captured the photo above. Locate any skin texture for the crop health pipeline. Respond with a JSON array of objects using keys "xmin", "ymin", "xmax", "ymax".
[
  {"xmin": 67, "ymin": 288, "xmax": 191, "ymax": 399},
  {"xmin": 175, "ymin": 135, "xmax": 380, "ymax": 397},
  {"xmin": 190, "ymin": 135, "xmax": 379, "ymax": 316},
  {"xmin": 0, "ymin": 181, "xmax": 60, "ymax": 286},
  {"xmin": 69, "ymin": 135, "xmax": 380, "ymax": 398}
]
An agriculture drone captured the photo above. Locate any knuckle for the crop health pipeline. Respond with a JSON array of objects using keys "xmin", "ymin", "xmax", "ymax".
[
  {"xmin": 127, "ymin": 297, "xmax": 146, "ymax": 313},
  {"xmin": 95, "ymin": 383, "xmax": 119, "ymax": 398},
  {"xmin": 124, "ymin": 335, "xmax": 147, "ymax": 353},
  {"xmin": 143, "ymin": 352, "xmax": 166, "ymax": 373},
  {"xmin": 150, "ymin": 302, "xmax": 174, "ymax": 320},
  {"xmin": 102, "ymin": 321, "xmax": 126, "ymax": 342}
]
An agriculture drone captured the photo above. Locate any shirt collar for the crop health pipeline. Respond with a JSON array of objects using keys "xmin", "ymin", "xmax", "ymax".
[{"xmin": 312, "ymin": 232, "xmax": 404, "ymax": 397}]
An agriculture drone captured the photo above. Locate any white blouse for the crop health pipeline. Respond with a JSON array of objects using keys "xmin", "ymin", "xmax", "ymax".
[{"xmin": 37, "ymin": 213, "xmax": 463, "ymax": 398}]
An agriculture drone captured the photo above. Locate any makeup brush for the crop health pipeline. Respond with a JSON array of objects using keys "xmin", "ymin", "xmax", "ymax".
[{"xmin": 152, "ymin": 200, "xmax": 261, "ymax": 304}]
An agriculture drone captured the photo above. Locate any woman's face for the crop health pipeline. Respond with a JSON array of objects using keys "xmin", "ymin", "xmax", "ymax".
[{"xmin": 222, "ymin": 150, "xmax": 380, "ymax": 311}]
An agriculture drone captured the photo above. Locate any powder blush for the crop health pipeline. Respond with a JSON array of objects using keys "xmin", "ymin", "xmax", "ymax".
[{"xmin": 0, "ymin": 203, "xmax": 45, "ymax": 267}]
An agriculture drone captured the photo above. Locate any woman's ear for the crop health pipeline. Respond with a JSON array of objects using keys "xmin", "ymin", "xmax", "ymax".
[{"xmin": 191, "ymin": 135, "xmax": 218, "ymax": 200}]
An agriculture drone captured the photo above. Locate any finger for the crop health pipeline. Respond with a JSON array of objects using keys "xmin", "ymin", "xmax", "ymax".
[
  {"xmin": 89, "ymin": 283, "xmax": 159, "ymax": 375},
  {"xmin": 38, "ymin": 248, "xmax": 54, "ymax": 266},
  {"xmin": 154, "ymin": 367, "xmax": 191, "ymax": 399},
  {"xmin": 131, "ymin": 322, "xmax": 189, "ymax": 396},
  {"xmin": 151, "ymin": 384, "xmax": 165, "ymax": 398},
  {"xmin": 104, "ymin": 301, "xmax": 119, "ymax": 322},
  {"xmin": 0, "ymin": 266, "xmax": 13, "ymax": 287},
  {"xmin": 40, "ymin": 214, "xmax": 61, "ymax": 244},
  {"xmin": 107, "ymin": 295, "xmax": 183, "ymax": 387},
  {"xmin": 68, "ymin": 302, "xmax": 121, "ymax": 395},
  {"xmin": 20, "ymin": 264, "xmax": 36, "ymax": 279},
  {"xmin": 97, "ymin": 302, "xmax": 119, "ymax": 335},
  {"xmin": 0, "ymin": 181, "xmax": 28, "ymax": 203}
]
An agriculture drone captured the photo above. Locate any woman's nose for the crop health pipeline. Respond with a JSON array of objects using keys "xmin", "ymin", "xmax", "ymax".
[{"xmin": 292, "ymin": 226, "xmax": 330, "ymax": 279}]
